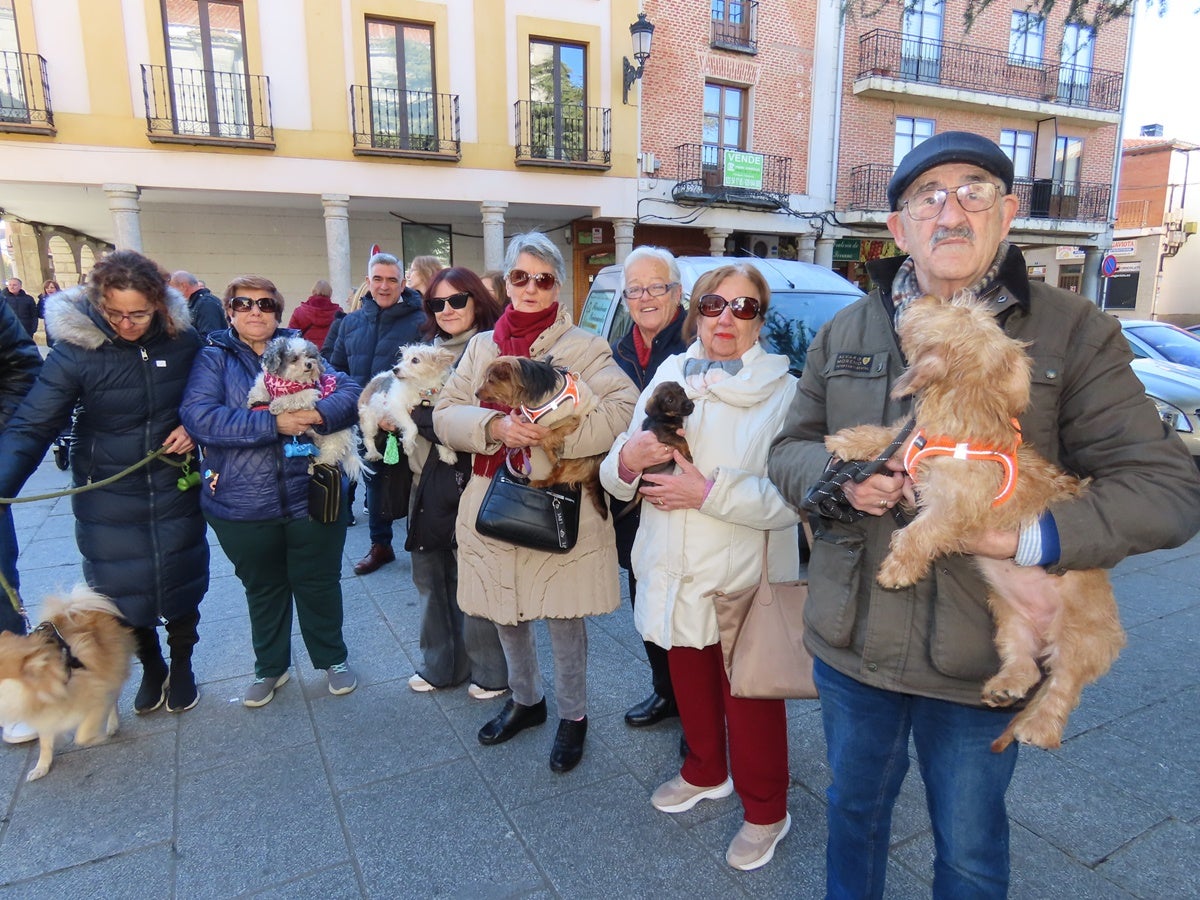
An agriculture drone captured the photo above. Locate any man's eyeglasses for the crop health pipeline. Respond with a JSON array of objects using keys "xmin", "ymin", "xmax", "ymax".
[
  {"xmin": 696, "ymin": 294, "xmax": 763, "ymax": 320},
  {"xmin": 507, "ymin": 269, "xmax": 558, "ymax": 291},
  {"xmin": 102, "ymin": 308, "xmax": 154, "ymax": 325},
  {"xmin": 622, "ymin": 282, "xmax": 679, "ymax": 300},
  {"xmin": 902, "ymin": 181, "xmax": 1002, "ymax": 221},
  {"xmin": 229, "ymin": 296, "xmax": 280, "ymax": 313},
  {"xmin": 428, "ymin": 292, "xmax": 471, "ymax": 313}
]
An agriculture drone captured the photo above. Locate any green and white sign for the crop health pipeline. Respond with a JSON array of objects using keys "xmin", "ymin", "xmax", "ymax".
[{"xmin": 723, "ymin": 150, "xmax": 764, "ymax": 190}]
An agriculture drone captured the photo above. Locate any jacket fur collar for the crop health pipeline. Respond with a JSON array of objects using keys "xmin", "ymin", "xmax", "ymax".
[{"xmin": 44, "ymin": 285, "xmax": 192, "ymax": 351}]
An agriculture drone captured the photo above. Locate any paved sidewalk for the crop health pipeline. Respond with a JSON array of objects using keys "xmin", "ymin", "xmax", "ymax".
[{"xmin": 1, "ymin": 454, "xmax": 1197, "ymax": 899}]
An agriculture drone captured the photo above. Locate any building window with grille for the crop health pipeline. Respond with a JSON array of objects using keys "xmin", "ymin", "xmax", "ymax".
[
  {"xmin": 900, "ymin": 0, "xmax": 943, "ymax": 82},
  {"xmin": 160, "ymin": 0, "xmax": 253, "ymax": 138},
  {"xmin": 0, "ymin": 0, "xmax": 28, "ymax": 123},
  {"xmin": 365, "ymin": 19, "xmax": 436, "ymax": 152},
  {"xmin": 527, "ymin": 39, "xmax": 586, "ymax": 161},
  {"xmin": 1000, "ymin": 129, "xmax": 1034, "ymax": 178},
  {"xmin": 1059, "ymin": 23, "xmax": 1094, "ymax": 105},
  {"xmin": 1008, "ymin": 12, "xmax": 1045, "ymax": 66},
  {"xmin": 1052, "ymin": 135, "xmax": 1083, "ymax": 217},
  {"xmin": 711, "ymin": 1, "xmax": 756, "ymax": 52},
  {"xmin": 702, "ymin": 81, "xmax": 747, "ymax": 177},
  {"xmin": 893, "ymin": 117, "xmax": 934, "ymax": 166}
]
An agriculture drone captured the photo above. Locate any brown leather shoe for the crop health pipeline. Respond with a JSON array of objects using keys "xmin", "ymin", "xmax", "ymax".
[{"xmin": 353, "ymin": 543, "xmax": 395, "ymax": 575}]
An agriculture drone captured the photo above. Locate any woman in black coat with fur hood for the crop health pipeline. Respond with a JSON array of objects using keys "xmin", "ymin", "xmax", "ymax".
[{"xmin": 0, "ymin": 251, "xmax": 208, "ymax": 713}]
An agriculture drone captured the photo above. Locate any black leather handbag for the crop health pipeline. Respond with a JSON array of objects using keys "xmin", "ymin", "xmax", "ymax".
[
  {"xmin": 308, "ymin": 464, "xmax": 343, "ymax": 524},
  {"xmin": 475, "ymin": 466, "xmax": 580, "ymax": 553}
]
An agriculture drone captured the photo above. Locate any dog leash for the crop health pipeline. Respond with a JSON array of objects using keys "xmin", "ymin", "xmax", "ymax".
[{"xmin": 0, "ymin": 446, "xmax": 189, "ymax": 505}]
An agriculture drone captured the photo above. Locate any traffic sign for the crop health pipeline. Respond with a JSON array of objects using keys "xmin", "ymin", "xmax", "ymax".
[{"xmin": 1100, "ymin": 254, "xmax": 1118, "ymax": 277}]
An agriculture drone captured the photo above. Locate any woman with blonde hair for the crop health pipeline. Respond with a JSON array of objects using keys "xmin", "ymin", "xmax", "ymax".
[{"xmin": 406, "ymin": 256, "xmax": 445, "ymax": 297}]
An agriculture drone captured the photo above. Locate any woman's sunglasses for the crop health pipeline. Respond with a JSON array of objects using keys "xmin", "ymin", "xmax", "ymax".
[
  {"xmin": 696, "ymin": 294, "xmax": 763, "ymax": 320},
  {"xmin": 507, "ymin": 269, "xmax": 558, "ymax": 291},
  {"xmin": 229, "ymin": 296, "xmax": 279, "ymax": 313},
  {"xmin": 428, "ymin": 292, "xmax": 471, "ymax": 313}
]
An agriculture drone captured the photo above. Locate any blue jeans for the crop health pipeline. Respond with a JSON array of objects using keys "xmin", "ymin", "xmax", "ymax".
[
  {"xmin": 815, "ymin": 659, "xmax": 1018, "ymax": 900},
  {"xmin": 0, "ymin": 507, "xmax": 25, "ymax": 635}
]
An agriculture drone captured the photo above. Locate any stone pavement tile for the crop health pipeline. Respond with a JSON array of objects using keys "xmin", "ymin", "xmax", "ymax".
[
  {"xmin": 340, "ymin": 757, "xmax": 545, "ymax": 898},
  {"xmin": 1098, "ymin": 818, "xmax": 1200, "ymax": 898},
  {"xmin": 587, "ymin": 711, "xmax": 685, "ymax": 795},
  {"xmin": 292, "ymin": 617, "xmax": 411, "ymax": 697},
  {"xmin": 510, "ymin": 772, "xmax": 743, "ymax": 898},
  {"xmin": 1006, "ymin": 749, "xmax": 1165, "ymax": 865},
  {"xmin": 1058, "ymin": 729, "xmax": 1200, "ymax": 822},
  {"xmin": 176, "ymin": 743, "xmax": 349, "ymax": 897},
  {"xmin": 23, "ymin": 508, "xmax": 75, "ymax": 541},
  {"xmin": 1110, "ymin": 569, "xmax": 1200, "ymax": 627},
  {"xmin": 190, "ymin": 610, "xmax": 255, "ymax": 685},
  {"xmin": 577, "ymin": 623, "xmax": 651, "ymax": 720},
  {"xmin": 307, "ymin": 682, "xmax": 467, "ymax": 792},
  {"xmin": 13, "ymin": 530, "xmax": 81, "ymax": 571},
  {"xmin": 367, "ymin": 585, "xmax": 423, "ymax": 638},
  {"xmin": 177, "ymin": 675, "xmax": 317, "ymax": 775},
  {"xmin": 1100, "ymin": 687, "xmax": 1200, "ymax": 785},
  {"xmin": 0, "ymin": 730, "xmax": 176, "ymax": 883},
  {"xmin": 198, "ymin": 572, "xmax": 254, "ymax": 623},
  {"xmin": 0, "ymin": 843, "xmax": 174, "ymax": 898},
  {"xmin": 249, "ymin": 863, "xmax": 366, "ymax": 899}
]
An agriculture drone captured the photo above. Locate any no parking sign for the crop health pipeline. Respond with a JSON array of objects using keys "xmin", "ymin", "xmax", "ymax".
[{"xmin": 1100, "ymin": 254, "xmax": 1118, "ymax": 277}]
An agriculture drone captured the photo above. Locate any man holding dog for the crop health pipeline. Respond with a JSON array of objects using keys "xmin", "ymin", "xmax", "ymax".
[
  {"xmin": 768, "ymin": 131, "xmax": 1200, "ymax": 898},
  {"xmin": 328, "ymin": 252, "xmax": 426, "ymax": 575}
]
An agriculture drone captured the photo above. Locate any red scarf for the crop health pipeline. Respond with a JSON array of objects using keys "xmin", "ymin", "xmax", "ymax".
[
  {"xmin": 262, "ymin": 371, "xmax": 336, "ymax": 400},
  {"xmin": 632, "ymin": 326, "xmax": 652, "ymax": 369},
  {"xmin": 474, "ymin": 304, "xmax": 559, "ymax": 477}
]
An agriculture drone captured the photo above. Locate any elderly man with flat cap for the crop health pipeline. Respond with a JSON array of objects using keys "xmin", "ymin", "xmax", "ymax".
[{"xmin": 769, "ymin": 131, "xmax": 1200, "ymax": 898}]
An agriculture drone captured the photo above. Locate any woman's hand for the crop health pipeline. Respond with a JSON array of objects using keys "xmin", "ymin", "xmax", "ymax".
[
  {"xmin": 618, "ymin": 429, "xmax": 676, "ymax": 474},
  {"xmin": 489, "ymin": 411, "xmax": 551, "ymax": 449},
  {"xmin": 639, "ymin": 451, "xmax": 709, "ymax": 512},
  {"xmin": 276, "ymin": 409, "xmax": 323, "ymax": 437},
  {"xmin": 843, "ymin": 459, "xmax": 909, "ymax": 516},
  {"xmin": 161, "ymin": 425, "xmax": 195, "ymax": 455}
]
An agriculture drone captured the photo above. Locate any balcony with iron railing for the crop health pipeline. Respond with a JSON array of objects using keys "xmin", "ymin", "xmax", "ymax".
[
  {"xmin": 0, "ymin": 51, "xmax": 54, "ymax": 135},
  {"xmin": 350, "ymin": 85, "xmax": 460, "ymax": 159},
  {"xmin": 856, "ymin": 29, "xmax": 1123, "ymax": 116},
  {"xmin": 671, "ymin": 144, "xmax": 791, "ymax": 209},
  {"xmin": 514, "ymin": 101, "xmax": 610, "ymax": 169},
  {"xmin": 846, "ymin": 163, "xmax": 1111, "ymax": 223},
  {"xmin": 141, "ymin": 64, "xmax": 274, "ymax": 149},
  {"xmin": 711, "ymin": 1, "xmax": 758, "ymax": 54}
]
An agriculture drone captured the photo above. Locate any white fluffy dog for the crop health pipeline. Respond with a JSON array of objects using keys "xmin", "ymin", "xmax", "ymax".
[
  {"xmin": 246, "ymin": 335, "xmax": 366, "ymax": 480},
  {"xmin": 359, "ymin": 343, "xmax": 458, "ymax": 466}
]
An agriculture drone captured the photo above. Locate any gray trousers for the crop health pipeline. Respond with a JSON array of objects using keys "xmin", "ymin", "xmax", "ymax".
[
  {"xmin": 411, "ymin": 548, "xmax": 507, "ymax": 690},
  {"xmin": 495, "ymin": 618, "xmax": 588, "ymax": 721}
]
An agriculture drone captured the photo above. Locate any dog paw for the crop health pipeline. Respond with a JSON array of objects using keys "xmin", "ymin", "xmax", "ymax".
[
  {"xmin": 26, "ymin": 765, "xmax": 48, "ymax": 782},
  {"xmin": 1012, "ymin": 720, "xmax": 1063, "ymax": 751},
  {"xmin": 363, "ymin": 448, "xmax": 383, "ymax": 462},
  {"xmin": 982, "ymin": 671, "xmax": 1037, "ymax": 708},
  {"xmin": 876, "ymin": 556, "xmax": 919, "ymax": 590},
  {"xmin": 436, "ymin": 446, "xmax": 457, "ymax": 465}
]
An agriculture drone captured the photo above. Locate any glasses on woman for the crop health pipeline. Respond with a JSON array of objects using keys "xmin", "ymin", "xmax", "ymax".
[
  {"xmin": 102, "ymin": 308, "xmax": 154, "ymax": 325},
  {"xmin": 622, "ymin": 282, "xmax": 678, "ymax": 300},
  {"xmin": 229, "ymin": 296, "xmax": 279, "ymax": 313},
  {"xmin": 428, "ymin": 292, "xmax": 471, "ymax": 313},
  {"xmin": 696, "ymin": 294, "xmax": 763, "ymax": 320},
  {"xmin": 902, "ymin": 181, "xmax": 1001, "ymax": 221},
  {"xmin": 508, "ymin": 269, "xmax": 557, "ymax": 291}
]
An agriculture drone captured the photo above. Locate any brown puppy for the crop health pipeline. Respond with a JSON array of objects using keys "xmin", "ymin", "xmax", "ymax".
[
  {"xmin": 0, "ymin": 586, "xmax": 135, "ymax": 781},
  {"xmin": 475, "ymin": 355, "xmax": 608, "ymax": 517},
  {"xmin": 824, "ymin": 292, "xmax": 1125, "ymax": 752},
  {"xmin": 640, "ymin": 381, "xmax": 694, "ymax": 476}
]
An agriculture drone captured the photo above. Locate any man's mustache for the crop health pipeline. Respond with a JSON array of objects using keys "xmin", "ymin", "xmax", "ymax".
[{"xmin": 931, "ymin": 227, "xmax": 974, "ymax": 247}]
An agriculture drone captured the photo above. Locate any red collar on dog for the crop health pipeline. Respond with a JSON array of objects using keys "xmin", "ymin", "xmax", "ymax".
[
  {"xmin": 521, "ymin": 371, "xmax": 581, "ymax": 424},
  {"xmin": 262, "ymin": 371, "xmax": 337, "ymax": 400},
  {"xmin": 903, "ymin": 420, "xmax": 1022, "ymax": 507}
]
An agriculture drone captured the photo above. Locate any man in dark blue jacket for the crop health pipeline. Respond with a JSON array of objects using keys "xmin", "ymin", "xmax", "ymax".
[
  {"xmin": 1, "ymin": 278, "xmax": 38, "ymax": 339},
  {"xmin": 329, "ymin": 252, "xmax": 426, "ymax": 574},
  {"xmin": 169, "ymin": 270, "xmax": 227, "ymax": 337}
]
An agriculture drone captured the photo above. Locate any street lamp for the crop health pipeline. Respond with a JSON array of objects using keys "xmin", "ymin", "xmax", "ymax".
[{"xmin": 622, "ymin": 13, "xmax": 655, "ymax": 105}]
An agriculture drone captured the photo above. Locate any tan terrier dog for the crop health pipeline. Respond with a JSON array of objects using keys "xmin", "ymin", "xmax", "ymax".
[{"xmin": 824, "ymin": 292, "xmax": 1125, "ymax": 751}]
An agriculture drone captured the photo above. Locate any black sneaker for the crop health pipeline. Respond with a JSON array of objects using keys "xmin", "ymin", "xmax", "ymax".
[
  {"xmin": 166, "ymin": 663, "xmax": 199, "ymax": 712},
  {"xmin": 134, "ymin": 663, "xmax": 169, "ymax": 714}
]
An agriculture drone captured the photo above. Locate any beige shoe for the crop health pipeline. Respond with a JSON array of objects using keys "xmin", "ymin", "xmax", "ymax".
[
  {"xmin": 408, "ymin": 673, "xmax": 436, "ymax": 693},
  {"xmin": 726, "ymin": 813, "xmax": 791, "ymax": 871},
  {"xmin": 467, "ymin": 683, "xmax": 508, "ymax": 701},
  {"xmin": 651, "ymin": 774, "xmax": 734, "ymax": 813}
]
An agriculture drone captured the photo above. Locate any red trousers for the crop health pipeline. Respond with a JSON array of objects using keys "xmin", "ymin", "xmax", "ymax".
[{"xmin": 668, "ymin": 642, "xmax": 789, "ymax": 824}]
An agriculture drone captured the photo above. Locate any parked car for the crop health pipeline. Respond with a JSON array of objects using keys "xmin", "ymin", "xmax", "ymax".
[
  {"xmin": 578, "ymin": 256, "xmax": 864, "ymax": 374},
  {"xmin": 1130, "ymin": 358, "xmax": 1200, "ymax": 465},
  {"xmin": 1120, "ymin": 320, "xmax": 1200, "ymax": 370}
]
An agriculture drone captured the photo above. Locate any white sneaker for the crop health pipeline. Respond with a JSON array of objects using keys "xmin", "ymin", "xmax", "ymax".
[
  {"xmin": 468, "ymin": 683, "xmax": 508, "ymax": 701},
  {"xmin": 2, "ymin": 721, "xmax": 37, "ymax": 745},
  {"xmin": 651, "ymin": 774, "xmax": 734, "ymax": 813},
  {"xmin": 726, "ymin": 813, "xmax": 791, "ymax": 871},
  {"xmin": 408, "ymin": 673, "xmax": 437, "ymax": 693}
]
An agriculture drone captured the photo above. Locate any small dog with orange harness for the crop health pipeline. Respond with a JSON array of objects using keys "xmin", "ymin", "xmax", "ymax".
[{"xmin": 824, "ymin": 292, "xmax": 1125, "ymax": 752}]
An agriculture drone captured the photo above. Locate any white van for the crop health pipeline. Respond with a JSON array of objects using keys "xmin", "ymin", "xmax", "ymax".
[{"xmin": 578, "ymin": 256, "xmax": 863, "ymax": 374}]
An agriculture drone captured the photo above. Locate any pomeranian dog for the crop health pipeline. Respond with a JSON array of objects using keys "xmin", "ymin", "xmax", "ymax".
[
  {"xmin": 358, "ymin": 343, "xmax": 459, "ymax": 466},
  {"xmin": 0, "ymin": 586, "xmax": 135, "ymax": 782},
  {"xmin": 824, "ymin": 292, "xmax": 1125, "ymax": 752},
  {"xmin": 246, "ymin": 335, "xmax": 366, "ymax": 480},
  {"xmin": 640, "ymin": 381, "xmax": 694, "ymax": 476},
  {"xmin": 475, "ymin": 355, "xmax": 607, "ymax": 518}
]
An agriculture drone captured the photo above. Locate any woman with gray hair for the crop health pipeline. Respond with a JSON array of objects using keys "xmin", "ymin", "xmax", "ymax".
[{"xmin": 434, "ymin": 232, "xmax": 638, "ymax": 773}]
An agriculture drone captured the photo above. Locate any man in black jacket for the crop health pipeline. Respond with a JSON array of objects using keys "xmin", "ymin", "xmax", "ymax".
[
  {"xmin": 1, "ymin": 278, "xmax": 37, "ymax": 339},
  {"xmin": 169, "ymin": 271, "xmax": 226, "ymax": 337}
]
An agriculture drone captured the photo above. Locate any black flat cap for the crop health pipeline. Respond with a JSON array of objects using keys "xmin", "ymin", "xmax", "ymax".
[{"xmin": 887, "ymin": 131, "xmax": 1015, "ymax": 211}]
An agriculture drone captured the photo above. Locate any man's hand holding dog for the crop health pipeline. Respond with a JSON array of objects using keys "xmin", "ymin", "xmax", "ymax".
[
  {"xmin": 844, "ymin": 459, "xmax": 909, "ymax": 516},
  {"xmin": 275, "ymin": 409, "xmax": 323, "ymax": 436},
  {"xmin": 489, "ymin": 411, "xmax": 551, "ymax": 449}
]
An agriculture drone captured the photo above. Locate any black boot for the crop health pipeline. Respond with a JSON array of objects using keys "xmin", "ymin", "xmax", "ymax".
[
  {"xmin": 550, "ymin": 717, "xmax": 588, "ymax": 773},
  {"xmin": 133, "ymin": 627, "xmax": 168, "ymax": 714},
  {"xmin": 165, "ymin": 612, "xmax": 200, "ymax": 713}
]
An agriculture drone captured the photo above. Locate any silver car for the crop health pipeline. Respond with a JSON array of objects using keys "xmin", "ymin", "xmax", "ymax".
[{"xmin": 1130, "ymin": 358, "xmax": 1200, "ymax": 464}]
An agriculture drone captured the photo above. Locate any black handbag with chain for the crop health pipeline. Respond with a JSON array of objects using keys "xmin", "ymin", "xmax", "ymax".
[{"xmin": 475, "ymin": 465, "xmax": 581, "ymax": 553}]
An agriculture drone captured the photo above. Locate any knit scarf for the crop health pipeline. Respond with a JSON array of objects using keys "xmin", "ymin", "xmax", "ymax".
[
  {"xmin": 473, "ymin": 303, "xmax": 560, "ymax": 478},
  {"xmin": 892, "ymin": 240, "xmax": 1010, "ymax": 328},
  {"xmin": 262, "ymin": 371, "xmax": 337, "ymax": 400}
]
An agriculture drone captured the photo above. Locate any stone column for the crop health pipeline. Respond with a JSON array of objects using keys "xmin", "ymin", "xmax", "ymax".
[
  {"xmin": 3, "ymin": 219, "xmax": 46, "ymax": 288},
  {"xmin": 103, "ymin": 184, "xmax": 143, "ymax": 252},
  {"xmin": 705, "ymin": 227, "xmax": 732, "ymax": 257},
  {"xmin": 797, "ymin": 233, "xmax": 817, "ymax": 264},
  {"xmin": 814, "ymin": 237, "xmax": 836, "ymax": 270},
  {"xmin": 1081, "ymin": 246, "xmax": 1103, "ymax": 305},
  {"xmin": 481, "ymin": 201, "xmax": 508, "ymax": 273},
  {"xmin": 321, "ymin": 194, "xmax": 352, "ymax": 306},
  {"xmin": 613, "ymin": 217, "xmax": 635, "ymax": 264}
]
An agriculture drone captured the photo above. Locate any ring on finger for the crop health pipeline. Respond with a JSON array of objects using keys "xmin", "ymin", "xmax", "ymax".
[{"xmin": 879, "ymin": 499, "xmax": 888, "ymax": 509}]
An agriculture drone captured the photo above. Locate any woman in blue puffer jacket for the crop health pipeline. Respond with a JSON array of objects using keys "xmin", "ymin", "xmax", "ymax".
[{"xmin": 181, "ymin": 275, "xmax": 362, "ymax": 708}]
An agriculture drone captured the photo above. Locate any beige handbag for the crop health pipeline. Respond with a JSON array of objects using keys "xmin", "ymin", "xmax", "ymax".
[{"xmin": 710, "ymin": 529, "xmax": 817, "ymax": 700}]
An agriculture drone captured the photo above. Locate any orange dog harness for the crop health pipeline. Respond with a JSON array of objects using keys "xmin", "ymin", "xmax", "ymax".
[
  {"xmin": 903, "ymin": 420, "xmax": 1022, "ymax": 507},
  {"xmin": 521, "ymin": 371, "xmax": 582, "ymax": 424}
]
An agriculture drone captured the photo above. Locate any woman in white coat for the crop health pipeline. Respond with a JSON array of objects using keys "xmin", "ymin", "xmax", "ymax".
[{"xmin": 600, "ymin": 263, "xmax": 800, "ymax": 872}]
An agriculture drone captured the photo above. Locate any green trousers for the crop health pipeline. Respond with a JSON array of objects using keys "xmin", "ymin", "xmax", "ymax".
[{"xmin": 208, "ymin": 514, "xmax": 349, "ymax": 677}]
